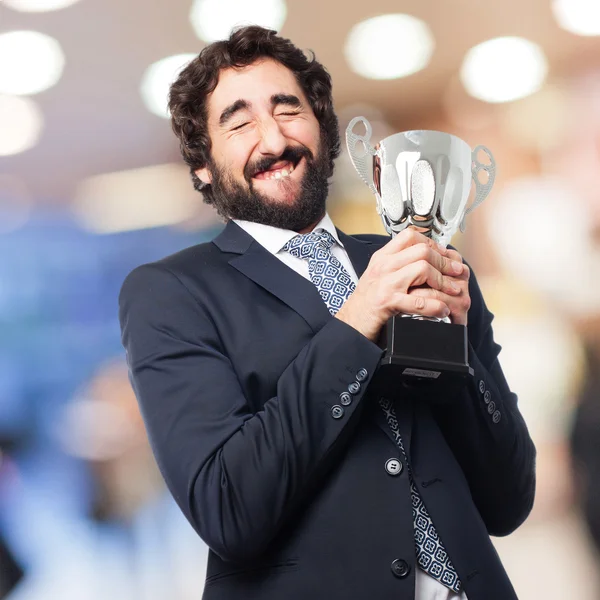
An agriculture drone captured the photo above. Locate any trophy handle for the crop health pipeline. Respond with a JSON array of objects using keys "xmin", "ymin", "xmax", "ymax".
[
  {"xmin": 345, "ymin": 116, "xmax": 380, "ymax": 206},
  {"xmin": 460, "ymin": 145, "xmax": 496, "ymax": 232}
]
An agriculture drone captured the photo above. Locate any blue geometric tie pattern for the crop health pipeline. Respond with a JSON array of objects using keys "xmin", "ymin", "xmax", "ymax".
[
  {"xmin": 379, "ymin": 398, "xmax": 462, "ymax": 592},
  {"xmin": 283, "ymin": 230, "xmax": 356, "ymax": 316},
  {"xmin": 284, "ymin": 229, "xmax": 460, "ymax": 592}
]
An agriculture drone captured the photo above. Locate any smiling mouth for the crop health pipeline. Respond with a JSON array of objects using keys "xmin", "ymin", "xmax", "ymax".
[{"xmin": 252, "ymin": 158, "xmax": 302, "ymax": 181}]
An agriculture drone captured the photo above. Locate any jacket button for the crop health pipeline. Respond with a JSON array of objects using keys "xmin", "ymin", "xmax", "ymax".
[
  {"xmin": 331, "ymin": 405, "xmax": 344, "ymax": 419},
  {"xmin": 340, "ymin": 392, "xmax": 352, "ymax": 406},
  {"xmin": 385, "ymin": 458, "xmax": 403, "ymax": 476},
  {"xmin": 356, "ymin": 368, "xmax": 368, "ymax": 382},
  {"xmin": 492, "ymin": 410, "xmax": 502, "ymax": 424},
  {"xmin": 478, "ymin": 380, "xmax": 485, "ymax": 394},
  {"xmin": 348, "ymin": 381, "xmax": 361, "ymax": 395},
  {"xmin": 487, "ymin": 401, "xmax": 496, "ymax": 414},
  {"xmin": 391, "ymin": 559, "xmax": 410, "ymax": 578},
  {"xmin": 484, "ymin": 390, "xmax": 491, "ymax": 404}
]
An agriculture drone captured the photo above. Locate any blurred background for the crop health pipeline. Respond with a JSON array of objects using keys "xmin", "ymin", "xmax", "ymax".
[{"xmin": 2, "ymin": 0, "xmax": 600, "ymax": 598}]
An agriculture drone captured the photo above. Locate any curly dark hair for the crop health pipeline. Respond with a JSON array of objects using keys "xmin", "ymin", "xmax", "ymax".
[{"xmin": 168, "ymin": 25, "xmax": 340, "ymax": 204}]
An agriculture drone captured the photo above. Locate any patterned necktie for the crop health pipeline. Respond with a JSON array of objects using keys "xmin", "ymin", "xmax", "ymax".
[
  {"xmin": 283, "ymin": 230, "xmax": 356, "ymax": 316},
  {"xmin": 284, "ymin": 229, "xmax": 461, "ymax": 592}
]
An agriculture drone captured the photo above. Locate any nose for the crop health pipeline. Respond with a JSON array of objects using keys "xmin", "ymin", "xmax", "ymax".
[{"xmin": 257, "ymin": 117, "xmax": 287, "ymax": 157}]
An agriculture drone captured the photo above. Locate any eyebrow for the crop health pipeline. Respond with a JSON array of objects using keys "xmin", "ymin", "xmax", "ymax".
[
  {"xmin": 219, "ymin": 99, "xmax": 250, "ymax": 127},
  {"xmin": 218, "ymin": 94, "xmax": 303, "ymax": 127}
]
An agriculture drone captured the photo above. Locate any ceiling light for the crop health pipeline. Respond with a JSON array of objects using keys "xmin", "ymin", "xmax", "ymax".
[
  {"xmin": 0, "ymin": 95, "xmax": 43, "ymax": 156},
  {"xmin": 552, "ymin": 0, "xmax": 600, "ymax": 36},
  {"xmin": 345, "ymin": 14, "xmax": 434, "ymax": 80},
  {"xmin": 190, "ymin": 0, "xmax": 287, "ymax": 43},
  {"xmin": 460, "ymin": 37, "xmax": 548, "ymax": 103},
  {"xmin": 0, "ymin": 30, "xmax": 65, "ymax": 95},
  {"xmin": 4, "ymin": 0, "xmax": 82, "ymax": 12},
  {"xmin": 140, "ymin": 54, "xmax": 197, "ymax": 119}
]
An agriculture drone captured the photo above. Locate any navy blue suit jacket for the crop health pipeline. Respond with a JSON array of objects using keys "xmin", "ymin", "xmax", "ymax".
[{"xmin": 119, "ymin": 221, "xmax": 535, "ymax": 600}]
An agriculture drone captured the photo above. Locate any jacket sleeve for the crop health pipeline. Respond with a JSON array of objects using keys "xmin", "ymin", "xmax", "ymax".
[
  {"xmin": 119, "ymin": 263, "xmax": 383, "ymax": 563},
  {"xmin": 430, "ymin": 264, "xmax": 536, "ymax": 536}
]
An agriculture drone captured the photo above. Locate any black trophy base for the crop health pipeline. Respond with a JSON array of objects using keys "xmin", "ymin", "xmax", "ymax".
[{"xmin": 375, "ymin": 315, "xmax": 474, "ymax": 400}]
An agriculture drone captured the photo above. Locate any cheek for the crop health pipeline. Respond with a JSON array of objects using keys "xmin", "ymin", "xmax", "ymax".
[
  {"xmin": 216, "ymin": 143, "xmax": 253, "ymax": 176},
  {"xmin": 284, "ymin": 119, "xmax": 321, "ymax": 149}
]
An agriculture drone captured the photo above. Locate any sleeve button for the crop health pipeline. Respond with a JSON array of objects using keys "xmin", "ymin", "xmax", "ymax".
[
  {"xmin": 356, "ymin": 368, "xmax": 368, "ymax": 382},
  {"xmin": 484, "ymin": 390, "xmax": 491, "ymax": 404},
  {"xmin": 331, "ymin": 405, "xmax": 345, "ymax": 419},
  {"xmin": 479, "ymin": 380, "xmax": 485, "ymax": 394},
  {"xmin": 487, "ymin": 401, "xmax": 496, "ymax": 415},
  {"xmin": 492, "ymin": 410, "xmax": 502, "ymax": 424},
  {"xmin": 340, "ymin": 392, "xmax": 352, "ymax": 406},
  {"xmin": 348, "ymin": 381, "xmax": 361, "ymax": 395}
]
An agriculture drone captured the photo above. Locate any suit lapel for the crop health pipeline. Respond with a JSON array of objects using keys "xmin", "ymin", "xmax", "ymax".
[
  {"xmin": 231, "ymin": 241, "xmax": 332, "ymax": 333},
  {"xmin": 372, "ymin": 396, "xmax": 414, "ymax": 456}
]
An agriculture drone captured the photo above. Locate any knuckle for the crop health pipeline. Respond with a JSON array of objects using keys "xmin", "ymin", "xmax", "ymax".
[
  {"xmin": 417, "ymin": 259, "xmax": 429, "ymax": 272},
  {"xmin": 439, "ymin": 254, "xmax": 447, "ymax": 272},
  {"xmin": 399, "ymin": 229, "xmax": 412, "ymax": 243},
  {"xmin": 370, "ymin": 260, "xmax": 382, "ymax": 278},
  {"xmin": 416, "ymin": 243, "xmax": 430, "ymax": 260}
]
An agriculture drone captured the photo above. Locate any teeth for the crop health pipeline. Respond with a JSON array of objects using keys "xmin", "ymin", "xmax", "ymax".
[{"xmin": 258, "ymin": 162, "xmax": 295, "ymax": 180}]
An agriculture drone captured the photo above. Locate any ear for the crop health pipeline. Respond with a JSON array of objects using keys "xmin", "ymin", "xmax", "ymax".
[{"xmin": 195, "ymin": 167, "xmax": 212, "ymax": 185}]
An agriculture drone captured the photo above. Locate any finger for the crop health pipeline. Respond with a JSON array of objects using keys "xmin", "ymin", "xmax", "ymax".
[
  {"xmin": 379, "ymin": 229, "xmax": 447, "ymax": 257},
  {"xmin": 380, "ymin": 243, "xmax": 464, "ymax": 278},
  {"xmin": 445, "ymin": 248, "xmax": 463, "ymax": 263},
  {"xmin": 409, "ymin": 287, "xmax": 471, "ymax": 324},
  {"xmin": 390, "ymin": 292, "xmax": 450, "ymax": 320},
  {"xmin": 390, "ymin": 260, "xmax": 462, "ymax": 295},
  {"xmin": 445, "ymin": 249, "xmax": 472, "ymax": 280}
]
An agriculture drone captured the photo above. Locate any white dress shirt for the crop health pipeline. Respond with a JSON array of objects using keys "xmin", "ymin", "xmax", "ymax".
[{"xmin": 233, "ymin": 214, "xmax": 468, "ymax": 600}]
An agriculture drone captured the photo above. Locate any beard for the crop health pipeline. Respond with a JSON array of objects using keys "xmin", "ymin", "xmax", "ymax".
[{"xmin": 205, "ymin": 136, "xmax": 331, "ymax": 232}]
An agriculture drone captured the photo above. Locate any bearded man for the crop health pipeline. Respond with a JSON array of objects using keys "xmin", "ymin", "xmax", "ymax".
[{"xmin": 119, "ymin": 25, "xmax": 535, "ymax": 600}]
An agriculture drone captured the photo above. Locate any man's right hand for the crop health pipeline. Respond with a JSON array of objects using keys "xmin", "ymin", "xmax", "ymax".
[{"xmin": 335, "ymin": 229, "xmax": 465, "ymax": 343}]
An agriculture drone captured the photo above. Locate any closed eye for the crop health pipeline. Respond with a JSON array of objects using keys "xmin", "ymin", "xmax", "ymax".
[{"xmin": 231, "ymin": 122, "xmax": 249, "ymax": 131}]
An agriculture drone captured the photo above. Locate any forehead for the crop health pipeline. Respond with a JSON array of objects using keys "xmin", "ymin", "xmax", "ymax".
[{"xmin": 206, "ymin": 59, "xmax": 308, "ymax": 122}]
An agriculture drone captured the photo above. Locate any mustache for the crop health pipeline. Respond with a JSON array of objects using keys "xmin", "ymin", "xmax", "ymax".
[{"xmin": 244, "ymin": 145, "xmax": 313, "ymax": 181}]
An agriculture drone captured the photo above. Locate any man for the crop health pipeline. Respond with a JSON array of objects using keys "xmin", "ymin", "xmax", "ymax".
[{"xmin": 119, "ymin": 26, "xmax": 535, "ymax": 600}]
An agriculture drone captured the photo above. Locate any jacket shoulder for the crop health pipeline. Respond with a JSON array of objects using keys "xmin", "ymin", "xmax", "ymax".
[{"xmin": 119, "ymin": 239, "xmax": 225, "ymax": 299}]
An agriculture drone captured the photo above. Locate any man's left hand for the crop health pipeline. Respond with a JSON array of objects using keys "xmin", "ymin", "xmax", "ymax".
[{"xmin": 408, "ymin": 248, "xmax": 471, "ymax": 325}]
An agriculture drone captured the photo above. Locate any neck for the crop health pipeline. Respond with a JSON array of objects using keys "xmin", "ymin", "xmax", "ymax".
[
  {"xmin": 297, "ymin": 222, "xmax": 318, "ymax": 234},
  {"xmin": 297, "ymin": 211, "xmax": 326, "ymax": 234}
]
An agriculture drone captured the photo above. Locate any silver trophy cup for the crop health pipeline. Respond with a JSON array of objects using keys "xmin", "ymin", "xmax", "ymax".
[{"xmin": 345, "ymin": 116, "xmax": 496, "ymax": 384}]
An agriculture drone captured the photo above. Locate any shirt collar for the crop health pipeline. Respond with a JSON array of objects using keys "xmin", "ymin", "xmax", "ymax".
[{"xmin": 233, "ymin": 213, "xmax": 344, "ymax": 256}]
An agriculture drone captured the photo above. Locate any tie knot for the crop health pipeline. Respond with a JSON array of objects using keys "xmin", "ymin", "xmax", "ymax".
[{"xmin": 283, "ymin": 229, "xmax": 336, "ymax": 260}]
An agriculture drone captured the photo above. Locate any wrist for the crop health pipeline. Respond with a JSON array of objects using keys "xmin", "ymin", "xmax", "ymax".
[{"xmin": 335, "ymin": 305, "xmax": 381, "ymax": 343}]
